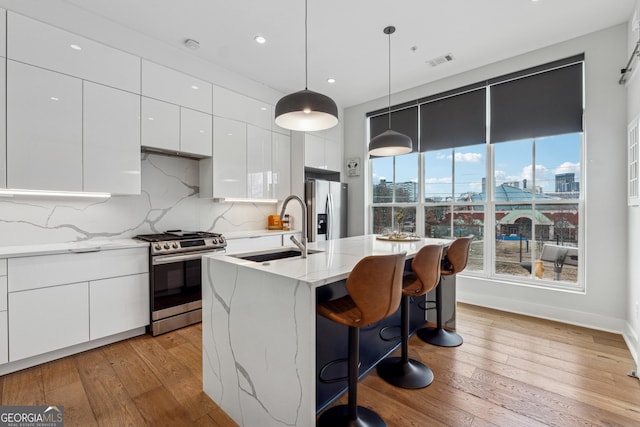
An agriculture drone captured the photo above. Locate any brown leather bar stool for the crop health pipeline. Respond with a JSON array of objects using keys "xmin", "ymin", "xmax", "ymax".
[
  {"xmin": 317, "ymin": 253, "xmax": 405, "ymax": 427},
  {"xmin": 377, "ymin": 244, "xmax": 443, "ymax": 389},
  {"xmin": 417, "ymin": 235, "xmax": 473, "ymax": 347}
]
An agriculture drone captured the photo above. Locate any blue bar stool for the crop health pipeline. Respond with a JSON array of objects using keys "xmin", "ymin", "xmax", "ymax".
[
  {"xmin": 316, "ymin": 253, "xmax": 406, "ymax": 427},
  {"xmin": 377, "ymin": 244, "xmax": 444, "ymax": 388}
]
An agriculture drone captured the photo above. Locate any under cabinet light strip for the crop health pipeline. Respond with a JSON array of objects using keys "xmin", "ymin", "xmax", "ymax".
[{"xmin": 0, "ymin": 189, "xmax": 111, "ymax": 198}]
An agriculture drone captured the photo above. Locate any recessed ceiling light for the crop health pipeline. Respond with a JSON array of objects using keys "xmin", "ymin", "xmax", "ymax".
[
  {"xmin": 70, "ymin": 44, "xmax": 82, "ymax": 51},
  {"xmin": 50, "ymin": 97, "xmax": 59, "ymax": 101},
  {"xmin": 327, "ymin": 78, "xmax": 336, "ymax": 84},
  {"xmin": 254, "ymin": 35, "xmax": 266, "ymax": 44},
  {"xmin": 260, "ymin": 106, "xmax": 267, "ymax": 111},
  {"xmin": 191, "ymin": 85, "xmax": 199, "ymax": 90}
]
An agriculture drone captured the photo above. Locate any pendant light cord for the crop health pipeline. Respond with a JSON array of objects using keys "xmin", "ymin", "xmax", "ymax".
[
  {"xmin": 388, "ymin": 28, "xmax": 391, "ymax": 129},
  {"xmin": 305, "ymin": 0, "xmax": 308, "ymax": 90}
]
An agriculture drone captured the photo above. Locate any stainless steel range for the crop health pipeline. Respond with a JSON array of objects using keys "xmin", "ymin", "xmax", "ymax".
[{"xmin": 135, "ymin": 230, "xmax": 226, "ymax": 336}]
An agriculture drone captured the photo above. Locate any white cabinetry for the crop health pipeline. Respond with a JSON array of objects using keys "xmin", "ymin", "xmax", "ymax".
[
  {"xmin": 212, "ymin": 85, "xmax": 271, "ymax": 128},
  {"xmin": 142, "ymin": 60, "xmax": 212, "ymax": 113},
  {"xmin": 0, "ymin": 57, "xmax": 6, "ymax": 189},
  {"xmin": 7, "ymin": 248, "xmax": 148, "ymax": 362},
  {"xmin": 0, "ymin": 259, "xmax": 7, "ymax": 364},
  {"xmin": 7, "ymin": 12, "xmax": 140, "ymax": 93},
  {"xmin": 200, "ymin": 117, "xmax": 247, "ymax": 198},
  {"xmin": 90, "ymin": 274, "xmax": 149, "ymax": 340},
  {"xmin": 83, "ymin": 82, "xmax": 141, "ymax": 194},
  {"xmin": 7, "ymin": 61, "xmax": 141, "ymax": 194},
  {"xmin": 304, "ymin": 132, "xmax": 342, "ymax": 172},
  {"xmin": 181, "ymin": 108, "xmax": 213, "ymax": 157},
  {"xmin": 9, "ymin": 282, "xmax": 89, "ymax": 361},
  {"xmin": 272, "ymin": 132, "xmax": 291, "ymax": 200},
  {"xmin": 0, "ymin": 9, "xmax": 6, "ymax": 58},
  {"xmin": 7, "ymin": 61, "xmax": 83, "ymax": 191},
  {"xmin": 224, "ymin": 235, "xmax": 283, "ymax": 253},
  {"xmin": 247, "ymin": 125, "xmax": 272, "ymax": 199}
]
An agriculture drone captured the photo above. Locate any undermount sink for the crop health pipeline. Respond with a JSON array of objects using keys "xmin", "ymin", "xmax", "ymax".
[{"xmin": 232, "ymin": 248, "xmax": 323, "ymax": 263}]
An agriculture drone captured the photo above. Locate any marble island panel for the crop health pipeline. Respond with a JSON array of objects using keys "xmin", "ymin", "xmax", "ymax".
[{"xmin": 202, "ymin": 234, "xmax": 452, "ymax": 427}]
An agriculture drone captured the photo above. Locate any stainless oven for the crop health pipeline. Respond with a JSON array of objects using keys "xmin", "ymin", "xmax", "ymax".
[{"xmin": 135, "ymin": 231, "xmax": 226, "ymax": 336}]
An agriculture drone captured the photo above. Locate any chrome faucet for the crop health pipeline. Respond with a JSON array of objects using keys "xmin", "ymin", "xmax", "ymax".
[{"xmin": 280, "ymin": 195, "xmax": 307, "ymax": 258}]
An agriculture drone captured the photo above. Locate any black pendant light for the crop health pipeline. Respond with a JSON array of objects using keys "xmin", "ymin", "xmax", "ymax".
[
  {"xmin": 368, "ymin": 26, "xmax": 413, "ymax": 157},
  {"xmin": 274, "ymin": 0, "xmax": 338, "ymax": 132}
]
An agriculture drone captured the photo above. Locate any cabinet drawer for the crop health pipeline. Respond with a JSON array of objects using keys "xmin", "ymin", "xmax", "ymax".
[
  {"xmin": 0, "ymin": 312, "xmax": 7, "ymax": 365},
  {"xmin": 0, "ymin": 259, "xmax": 6, "ymax": 276},
  {"xmin": 142, "ymin": 60, "xmax": 212, "ymax": 113},
  {"xmin": 9, "ymin": 282, "xmax": 89, "ymax": 361},
  {"xmin": 8, "ymin": 247, "xmax": 148, "ymax": 292},
  {"xmin": 90, "ymin": 273, "xmax": 149, "ymax": 340},
  {"xmin": 0, "ymin": 277, "xmax": 6, "ymax": 312},
  {"xmin": 7, "ymin": 12, "xmax": 140, "ymax": 93}
]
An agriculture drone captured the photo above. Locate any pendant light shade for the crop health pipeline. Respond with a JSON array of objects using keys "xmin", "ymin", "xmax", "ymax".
[
  {"xmin": 369, "ymin": 129, "xmax": 413, "ymax": 156},
  {"xmin": 368, "ymin": 26, "xmax": 413, "ymax": 156},
  {"xmin": 275, "ymin": 89, "xmax": 338, "ymax": 131},
  {"xmin": 275, "ymin": 0, "xmax": 338, "ymax": 132}
]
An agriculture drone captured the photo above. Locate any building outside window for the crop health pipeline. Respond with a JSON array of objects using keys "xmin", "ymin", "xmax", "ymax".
[{"xmin": 368, "ymin": 56, "xmax": 584, "ymax": 291}]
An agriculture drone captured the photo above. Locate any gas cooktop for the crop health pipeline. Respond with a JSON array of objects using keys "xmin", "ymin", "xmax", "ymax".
[{"xmin": 135, "ymin": 230, "xmax": 226, "ymax": 255}]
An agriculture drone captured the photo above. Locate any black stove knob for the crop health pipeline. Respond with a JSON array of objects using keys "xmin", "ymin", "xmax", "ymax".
[
  {"xmin": 211, "ymin": 238, "xmax": 218, "ymax": 244},
  {"xmin": 154, "ymin": 244, "xmax": 161, "ymax": 250},
  {"xmin": 163, "ymin": 243, "xmax": 170, "ymax": 250},
  {"xmin": 172, "ymin": 243, "xmax": 179, "ymax": 249}
]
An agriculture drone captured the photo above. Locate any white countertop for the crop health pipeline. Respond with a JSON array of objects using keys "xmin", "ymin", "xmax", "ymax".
[
  {"xmin": 206, "ymin": 234, "xmax": 451, "ymax": 287},
  {"xmin": 0, "ymin": 238, "xmax": 149, "ymax": 258}
]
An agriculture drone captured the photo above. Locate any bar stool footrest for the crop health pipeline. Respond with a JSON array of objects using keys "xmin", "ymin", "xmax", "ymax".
[
  {"xmin": 417, "ymin": 326, "xmax": 463, "ymax": 347},
  {"xmin": 376, "ymin": 357, "xmax": 434, "ymax": 389},
  {"xmin": 317, "ymin": 404, "xmax": 387, "ymax": 427}
]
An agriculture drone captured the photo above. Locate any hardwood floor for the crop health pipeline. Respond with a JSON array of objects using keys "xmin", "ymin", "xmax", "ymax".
[{"xmin": 1, "ymin": 303, "xmax": 639, "ymax": 426}]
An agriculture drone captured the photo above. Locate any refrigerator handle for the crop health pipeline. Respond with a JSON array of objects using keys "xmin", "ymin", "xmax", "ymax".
[{"xmin": 327, "ymin": 194, "xmax": 334, "ymax": 240}]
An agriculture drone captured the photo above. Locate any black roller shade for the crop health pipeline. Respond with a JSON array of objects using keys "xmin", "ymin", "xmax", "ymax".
[
  {"xmin": 369, "ymin": 106, "xmax": 419, "ymax": 155},
  {"xmin": 419, "ymin": 88, "xmax": 486, "ymax": 152},
  {"xmin": 490, "ymin": 62, "xmax": 583, "ymax": 143}
]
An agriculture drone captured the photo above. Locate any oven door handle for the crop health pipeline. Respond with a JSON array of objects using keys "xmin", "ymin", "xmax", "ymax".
[{"xmin": 152, "ymin": 251, "xmax": 223, "ymax": 265}]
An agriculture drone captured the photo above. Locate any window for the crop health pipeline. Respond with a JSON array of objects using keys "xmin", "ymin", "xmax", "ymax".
[{"xmin": 368, "ymin": 55, "xmax": 584, "ymax": 290}]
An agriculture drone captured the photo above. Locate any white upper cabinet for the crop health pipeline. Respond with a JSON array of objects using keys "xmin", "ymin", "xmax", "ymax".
[
  {"xmin": 304, "ymin": 132, "xmax": 342, "ymax": 172},
  {"xmin": 0, "ymin": 9, "xmax": 6, "ymax": 58},
  {"xmin": 212, "ymin": 85, "xmax": 271, "ymax": 129},
  {"xmin": 7, "ymin": 12, "xmax": 140, "ymax": 93},
  {"xmin": 272, "ymin": 132, "xmax": 291, "ymax": 201},
  {"xmin": 7, "ymin": 61, "xmax": 83, "ymax": 191},
  {"xmin": 0, "ymin": 58, "xmax": 5, "ymax": 189},
  {"xmin": 142, "ymin": 60, "xmax": 212, "ymax": 113},
  {"xmin": 181, "ymin": 108, "xmax": 213, "ymax": 157},
  {"xmin": 141, "ymin": 97, "xmax": 180, "ymax": 152},
  {"xmin": 83, "ymin": 81, "xmax": 141, "ymax": 195},
  {"xmin": 200, "ymin": 116, "xmax": 247, "ymax": 198},
  {"xmin": 141, "ymin": 98, "xmax": 212, "ymax": 158},
  {"xmin": 247, "ymin": 125, "xmax": 272, "ymax": 199}
]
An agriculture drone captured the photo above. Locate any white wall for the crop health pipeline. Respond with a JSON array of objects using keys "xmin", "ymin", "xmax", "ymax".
[
  {"xmin": 345, "ymin": 25, "xmax": 629, "ymax": 333},
  {"xmin": 626, "ymin": 1, "xmax": 640, "ymax": 369}
]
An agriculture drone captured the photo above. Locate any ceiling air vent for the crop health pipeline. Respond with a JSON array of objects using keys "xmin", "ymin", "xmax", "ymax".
[{"xmin": 428, "ymin": 53, "xmax": 454, "ymax": 67}]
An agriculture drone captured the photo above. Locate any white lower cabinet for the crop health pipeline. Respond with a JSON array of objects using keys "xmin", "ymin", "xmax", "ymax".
[
  {"xmin": 9, "ymin": 282, "xmax": 89, "ymax": 361},
  {"xmin": 6, "ymin": 248, "xmax": 148, "ymax": 363},
  {"xmin": 0, "ymin": 312, "xmax": 7, "ymax": 365},
  {"xmin": 90, "ymin": 273, "xmax": 149, "ymax": 340}
]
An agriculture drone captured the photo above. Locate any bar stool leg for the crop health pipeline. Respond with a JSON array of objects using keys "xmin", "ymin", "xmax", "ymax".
[
  {"xmin": 377, "ymin": 295, "xmax": 434, "ymax": 388},
  {"xmin": 417, "ymin": 279, "xmax": 463, "ymax": 347},
  {"xmin": 317, "ymin": 326, "xmax": 387, "ymax": 427}
]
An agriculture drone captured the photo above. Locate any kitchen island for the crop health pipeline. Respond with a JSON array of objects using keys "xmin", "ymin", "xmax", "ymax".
[{"xmin": 201, "ymin": 234, "xmax": 455, "ymax": 427}]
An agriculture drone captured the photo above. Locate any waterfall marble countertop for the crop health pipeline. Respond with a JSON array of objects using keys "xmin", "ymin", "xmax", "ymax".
[
  {"xmin": 209, "ymin": 234, "xmax": 452, "ymax": 287},
  {"xmin": 0, "ymin": 238, "xmax": 149, "ymax": 258}
]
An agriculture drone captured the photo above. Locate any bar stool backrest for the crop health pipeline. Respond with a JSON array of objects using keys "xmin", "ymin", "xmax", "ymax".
[
  {"xmin": 407, "ymin": 244, "xmax": 444, "ymax": 295},
  {"xmin": 346, "ymin": 253, "xmax": 405, "ymax": 326},
  {"xmin": 442, "ymin": 235, "xmax": 474, "ymax": 275}
]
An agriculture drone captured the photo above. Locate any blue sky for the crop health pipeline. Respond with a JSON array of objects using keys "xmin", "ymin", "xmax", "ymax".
[{"xmin": 372, "ymin": 133, "xmax": 581, "ymax": 198}]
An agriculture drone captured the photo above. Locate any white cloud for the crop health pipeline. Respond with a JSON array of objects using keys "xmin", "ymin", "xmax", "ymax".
[
  {"xmin": 554, "ymin": 162, "xmax": 580, "ymax": 176},
  {"xmin": 425, "ymin": 177, "xmax": 452, "ymax": 184},
  {"xmin": 454, "ymin": 152, "xmax": 482, "ymax": 163}
]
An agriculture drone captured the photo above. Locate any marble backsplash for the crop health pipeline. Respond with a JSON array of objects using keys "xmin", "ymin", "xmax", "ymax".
[{"xmin": 0, "ymin": 153, "xmax": 277, "ymax": 246}]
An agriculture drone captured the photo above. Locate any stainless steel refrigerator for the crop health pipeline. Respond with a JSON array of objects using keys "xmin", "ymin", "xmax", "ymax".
[{"xmin": 305, "ymin": 179, "xmax": 348, "ymax": 242}]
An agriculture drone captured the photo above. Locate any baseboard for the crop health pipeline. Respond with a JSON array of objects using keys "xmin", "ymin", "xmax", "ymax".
[
  {"xmin": 623, "ymin": 322, "xmax": 639, "ymax": 374},
  {"xmin": 0, "ymin": 327, "xmax": 146, "ymax": 376},
  {"xmin": 458, "ymin": 290, "xmax": 626, "ymax": 333}
]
